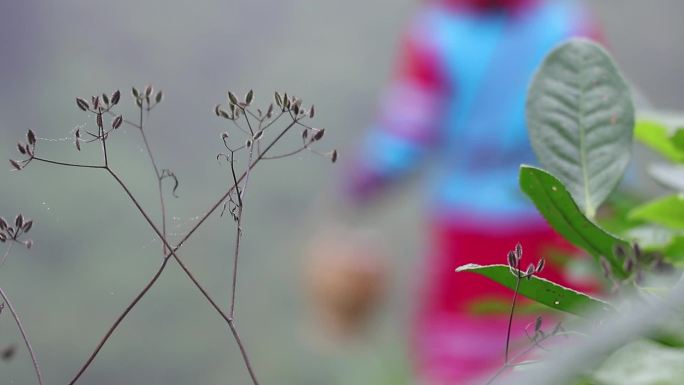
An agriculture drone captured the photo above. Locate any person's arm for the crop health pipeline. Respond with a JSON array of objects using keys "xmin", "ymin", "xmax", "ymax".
[{"xmin": 345, "ymin": 12, "xmax": 450, "ymax": 205}]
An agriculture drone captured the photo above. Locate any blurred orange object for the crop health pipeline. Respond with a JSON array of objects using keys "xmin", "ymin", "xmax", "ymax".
[{"xmin": 303, "ymin": 226, "xmax": 388, "ymax": 342}]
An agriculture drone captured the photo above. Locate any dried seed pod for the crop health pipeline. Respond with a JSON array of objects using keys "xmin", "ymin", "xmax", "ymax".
[
  {"xmin": 24, "ymin": 239, "xmax": 33, "ymax": 249},
  {"xmin": 76, "ymin": 97, "xmax": 89, "ymax": 111},
  {"xmin": 17, "ymin": 143, "xmax": 26, "ymax": 155},
  {"xmin": 536, "ymin": 258, "xmax": 545, "ymax": 273},
  {"xmin": 132, "ymin": 87, "xmax": 140, "ymax": 98},
  {"xmin": 102, "ymin": 93, "xmax": 110, "ymax": 105},
  {"xmin": 274, "ymin": 91, "xmax": 282, "ymax": 107},
  {"xmin": 245, "ymin": 139, "xmax": 252, "ymax": 148},
  {"xmin": 92, "ymin": 96, "xmax": 100, "ymax": 110},
  {"xmin": 534, "ymin": 316, "xmax": 543, "ymax": 332},
  {"xmin": 313, "ymin": 128, "xmax": 325, "ymax": 141},
  {"xmin": 155, "ymin": 90, "xmax": 163, "ymax": 104},
  {"xmin": 27, "ymin": 129, "xmax": 36, "ymax": 145},
  {"xmin": 515, "ymin": 242, "xmax": 523, "ymax": 260},
  {"xmin": 219, "ymin": 109, "xmax": 230, "ymax": 119},
  {"xmin": 525, "ymin": 263, "xmax": 535, "ymax": 278},
  {"xmin": 600, "ymin": 256, "xmax": 612, "ymax": 279},
  {"xmin": 75, "ymin": 129, "xmax": 81, "ymax": 151},
  {"xmin": 302, "ymin": 129, "xmax": 308, "ymax": 140},
  {"xmin": 144, "ymin": 84, "xmax": 153, "ymax": 97},
  {"xmin": 1, "ymin": 344, "xmax": 16, "ymax": 361},
  {"xmin": 111, "ymin": 90, "xmax": 121, "ymax": 105},
  {"xmin": 9, "ymin": 159, "xmax": 22, "ymax": 171},
  {"xmin": 228, "ymin": 92, "xmax": 239, "ymax": 106},
  {"xmin": 254, "ymin": 130, "xmax": 264, "ymax": 141},
  {"xmin": 22, "ymin": 220, "xmax": 33, "ymax": 233},
  {"xmin": 507, "ymin": 251, "xmax": 517, "ymax": 268},
  {"xmin": 623, "ymin": 257, "xmax": 635, "ymax": 274},
  {"xmin": 15, "ymin": 214, "xmax": 23, "ymax": 229},
  {"xmin": 292, "ymin": 103, "xmax": 300, "ymax": 115},
  {"xmin": 112, "ymin": 115, "xmax": 123, "ymax": 129},
  {"xmin": 0, "ymin": 217, "xmax": 7, "ymax": 230},
  {"xmin": 309, "ymin": 105, "xmax": 315, "ymax": 118},
  {"xmin": 330, "ymin": 150, "xmax": 338, "ymax": 163},
  {"xmin": 613, "ymin": 244, "xmax": 626, "ymax": 259},
  {"xmin": 267, "ymin": 103, "xmax": 274, "ymax": 117},
  {"xmin": 96, "ymin": 113, "xmax": 103, "ymax": 128},
  {"xmin": 245, "ymin": 89, "xmax": 254, "ymax": 105},
  {"xmin": 214, "ymin": 104, "xmax": 222, "ymax": 116},
  {"xmin": 136, "ymin": 98, "xmax": 142, "ymax": 108},
  {"xmin": 0, "ymin": 233, "xmax": 6, "ymax": 243}
]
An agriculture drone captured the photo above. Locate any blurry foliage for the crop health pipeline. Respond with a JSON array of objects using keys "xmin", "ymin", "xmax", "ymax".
[{"xmin": 457, "ymin": 39, "xmax": 684, "ymax": 385}]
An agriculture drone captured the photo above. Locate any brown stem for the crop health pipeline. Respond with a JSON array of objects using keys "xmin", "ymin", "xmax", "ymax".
[
  {"xmin": 32, "ymin": 157, "xmax": 104, "ymax": 169},
  {"xmin": 0, "ymin": 242, "xmax": 14, "ymax": 267},
  {"xmin": 69, "ymin": 119, "xmax": 297, "ymax": 384},
  {"xmin": 136, "ymin": 104, "xmax": 168, "ymax": 256},
  {"xmin": 505, "ymin": 270, "xmax": 522, "ymax": 364},
  {"xmin": 0, "ymin": 287, "xmax": 44, "ymax": 385}
]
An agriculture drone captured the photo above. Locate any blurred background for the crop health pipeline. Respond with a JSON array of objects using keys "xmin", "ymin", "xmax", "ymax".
[{"xmin": 0, "ymin": 1, "xmax": 683, "ymax": 384}]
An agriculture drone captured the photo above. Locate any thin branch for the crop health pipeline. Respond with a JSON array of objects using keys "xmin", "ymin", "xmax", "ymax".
[
  {"xmin": 0, "ymin": 242, "xmax": 14, "ymax": 267},
  {"xmin": 32, "ymin": 156, "xmax": 105, "ymax": 169},
  {"xmin": 0, "ymin": 287, "xmax": 44, "ymax": 385},
  {"xmin": 505, "ymin": 271, "xmax": 522, "ymax": 363},
  {"xmin": 70, "ymin": 119, "xmax": 297, "ymax": 384},
  {"xmin": 136, "ymin": 104, "xmax": 169, "ymax": 256},
  {"xmin": 67, "ymin": 256, "xmax": 171, "ymax": 384}
]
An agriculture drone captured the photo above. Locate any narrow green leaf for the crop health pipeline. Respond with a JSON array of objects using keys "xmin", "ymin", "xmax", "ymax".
[
  {"xmin": 634, "ymin": 120, "xmax": 684, "ymax": 163},
  {"xmin": 527, "ymin": 39, "xmax": 634, "ymax": 218},
  {"xmin": 628, "ymin": 194, "xmax": 684, "ymax": 230},
  {"xmin": 520, "ymin": 165, "xmax": 628, "ymax": 278},
  {"xmin": 455, "ymin": 264, "xmax": 612, "ymax": 316}
]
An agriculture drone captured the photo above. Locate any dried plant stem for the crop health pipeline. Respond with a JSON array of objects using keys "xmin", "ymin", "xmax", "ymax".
[
  {"xmin": 0, "ymin": 287, "xmax": 44, "ymax": 385},
  {"xmin": 229, "ymin": 158, "xmax": 244, "ymax": 318},
  {"xmin": 136, "ymin": 105, "xmax": 169, "ymax": 256},
  {"xmin": 32, "ymin": 157, "xmax": 105, "ymax": 169},
  {"xmin": 0, "ymin": 242, "xmax": 14, "ymax": 267},
  {"xmin": 505, "ymin": 273, "xmax": 521, "ymax": 364},
  {"xmin": 68, "ymin": 119, "xmax": 297, "ymax": 384}
]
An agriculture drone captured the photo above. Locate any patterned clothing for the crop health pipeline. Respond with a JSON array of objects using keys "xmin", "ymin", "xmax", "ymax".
[{"xmin": 346, "ymin": 0, "xmax": 600, "ymax": 383}]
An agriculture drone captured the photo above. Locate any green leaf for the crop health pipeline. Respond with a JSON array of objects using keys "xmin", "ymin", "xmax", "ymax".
[
  {"xmin": 628, "ymin": 194, "xmax": 684, "ymax": 230},
  {"xmin": 520, "ymin": 166, "xmax": 628, "ymax": 278},
  {"xmin": 634, "ymin": 120, "xmax": 684, "ymax": 163},
  {"xmin": 455, "ymin": 264, "xmax": 612, "ymax": 316},
  {"xmin": 527, "ymin": 39, "xmax": 634, "ymax": 218}
]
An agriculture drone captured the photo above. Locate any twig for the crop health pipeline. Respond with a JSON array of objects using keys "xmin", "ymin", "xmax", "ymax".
[
  {"xmin": 68, "ymin": 116, "xmax": 298, "ymax": 384},
  {"xmin": 0, "ymin": 287, "xmax": 44, "ymax": 385},
  {"xmin": 0, "ymin": 242, "xmax": 14, "ymax": 267},
  {"xmin": 505, "ymin": 272, "xmax": 522, "ymax": 363}
]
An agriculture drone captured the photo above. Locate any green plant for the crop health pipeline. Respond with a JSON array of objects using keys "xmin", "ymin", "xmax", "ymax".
[{"xmin": 457, "ymin": 39, "xmax": 684, "ymax": 384}]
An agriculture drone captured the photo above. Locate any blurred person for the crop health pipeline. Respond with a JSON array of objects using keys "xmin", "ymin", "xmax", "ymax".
[{"xmin": 320, "ymin": 0, "xmax": 603, "ymax": 384}]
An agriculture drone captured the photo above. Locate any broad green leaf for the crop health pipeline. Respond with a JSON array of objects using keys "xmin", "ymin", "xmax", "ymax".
[
  {"xmin": 520, "ymin": 166, "xmax": 628, "ymax": 278},
  {"xmin": 455, "ymin": 264, "xmax": 612, "ymax": 317},
  {"xmin": 628, "ymin": 194, "xmax": 684, "ymax": 229},
  {"xmin": 527, "ymin": 39, "xmax": 634, "ymax": 218},
  {"xmin": 634, "ymin": 120, "xmax": 684, "ymax": 163}
]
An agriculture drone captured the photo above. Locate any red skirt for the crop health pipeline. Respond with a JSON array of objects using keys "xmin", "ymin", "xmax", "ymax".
[{"xmin": 412, "ymin": 213, "xmax": 598, "ymax": 384}]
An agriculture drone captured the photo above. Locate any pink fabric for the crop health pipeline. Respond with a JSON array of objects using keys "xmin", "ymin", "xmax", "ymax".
[{"xmin": 412, "ymin": 216, "xmax": 599, "ymax": 384}]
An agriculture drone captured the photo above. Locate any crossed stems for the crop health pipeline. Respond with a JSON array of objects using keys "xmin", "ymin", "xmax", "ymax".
[{"xmin": 27, "ymin": 99, "xmax": 308, "ymax": 384}]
